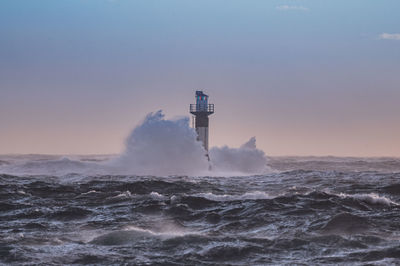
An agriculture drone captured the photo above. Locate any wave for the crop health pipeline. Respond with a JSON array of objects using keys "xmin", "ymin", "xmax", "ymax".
[
  {"xmin": 337, "ymin": 192, "xmax": 399, "ymax": 206},
  {"xmin": 321, "ymin": 213, "xmax": 370, "ymax": 234},
  {"xmin": 0, "ymin": 157, "xmax": 100, "ymax": 176},
  {"xmin": 48, "ymin": 207, "xmax": 92, "ymax": 221},
  {"xmin": 150, "ymin": 191, "xmax": 167, "ymax": 200},
  {"xmin": 169, "ymin": 190, "xmax": 398, "ymax": 207},
  {"xmin": 112, "ymin": 190, "xmax": 132, "ymax": 199},
  {"xmin": 90, "ymin": 225, "xmax": 199, "ymax": 246},
  {"xmin": 193, "ymin": 191, "xmax": 272, "ymax": 201},
  {"xmin": 382, "ymin": 184, "xmax": 400, "ymax": 195},
  {"xmin": 268, "ymin": 156, "xmax": 400, "ymax": 173}
]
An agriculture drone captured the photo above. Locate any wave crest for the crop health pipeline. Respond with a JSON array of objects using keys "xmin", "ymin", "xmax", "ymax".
[{"xmin": 338, "ymin": 192, "xmax": 399, "ymax": 206}]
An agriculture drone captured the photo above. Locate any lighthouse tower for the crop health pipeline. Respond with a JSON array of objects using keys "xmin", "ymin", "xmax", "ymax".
[{"xmin": 190, "ymin": 90, "xmax": 214, "ymax": 152}]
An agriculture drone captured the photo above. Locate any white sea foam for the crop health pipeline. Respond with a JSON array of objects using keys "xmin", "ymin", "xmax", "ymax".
[
  {"xmin": 88, "ymin": 223, "xmax": 200, "ymax": 245},
  {"xmin": 122, "ymin": 225, "xmax": 195, "ymax": 238},
  {"xmin": 338, "ymin": 192, "xmax": 399, "ymax": 206},
  {"xmin": 81, "ymin": 190, "xmax": 98, "ymax": 195},
  {"xmin": 113, "ymin": 191, "xmax": 132, "ymax": 199},
  {"xmin": 149, "ymin": 191, "xmax": 166, "ymax": 200},
  {"xmin": 170, "ymin": 195, "xmax": 179, "ymax": 204},
  {"xmin": 195, "ymin": 191, "xmax": 272, "ymax": 201}
]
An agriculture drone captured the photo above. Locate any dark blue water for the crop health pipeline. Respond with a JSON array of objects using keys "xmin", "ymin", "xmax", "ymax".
[{"xmin": 1, "ymin": 156, "xmax": 400, "ymax": 265}]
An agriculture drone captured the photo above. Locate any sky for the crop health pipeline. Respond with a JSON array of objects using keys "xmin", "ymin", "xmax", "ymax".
[{"xmin": 0, "ymin": 0, "xmax": 399, "ymax": 157}]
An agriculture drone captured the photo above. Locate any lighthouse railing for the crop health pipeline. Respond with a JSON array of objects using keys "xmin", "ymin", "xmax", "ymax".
[{"xmin": 190, "ymin": 104, "xmax": 214, "ymax": 114}]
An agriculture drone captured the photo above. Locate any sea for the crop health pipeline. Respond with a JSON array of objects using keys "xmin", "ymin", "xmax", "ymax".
[{"xmin": 1, "ymin": 154, "xmax": 400, "ymax": 265}]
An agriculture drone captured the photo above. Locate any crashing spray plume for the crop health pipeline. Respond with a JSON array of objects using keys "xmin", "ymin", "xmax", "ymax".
[
  {"xmin": 110, "ymin": 110, "xmax": 210, "ymax": 176},
  {"xmin": 111, "ymin": 111, "xmax": 268, "ymax": 175},
  {"xmin": 209, "ymin": 137, "xmax": 268, "ymax": 174}
]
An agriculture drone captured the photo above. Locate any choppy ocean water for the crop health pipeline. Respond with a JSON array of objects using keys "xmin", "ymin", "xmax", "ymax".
[{"xmin": 0, "ymin": 155, "xmax": 400, "ymax": 265}]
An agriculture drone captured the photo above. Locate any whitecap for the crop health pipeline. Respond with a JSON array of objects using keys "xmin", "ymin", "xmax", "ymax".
[
  {"xmin": 149, "ymin": 191, "xmax": 166, "ymax": 200},
  {"xmin": 338, "ymin": 192, "xmax": 399, "ymax": 206},
  {"xmin": 195, "ymin": 191, "xmax": 272, "ymax": 201}
]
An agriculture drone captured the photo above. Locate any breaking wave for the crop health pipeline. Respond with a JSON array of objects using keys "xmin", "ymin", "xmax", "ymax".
[
  {"xmin": 337, "ymin": 192, "xmax": 399, "ymax": 206},
  {"xmin": 90, "ymin": 225, "xmax": 198, "ymax": 246},
  {"xmin": 193, "ymin": 191, "xmax": 272, "ymax": 201}
]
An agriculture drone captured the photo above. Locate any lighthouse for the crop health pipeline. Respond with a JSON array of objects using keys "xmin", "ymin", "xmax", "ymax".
[{"xmin": 190, "ymin": 91, "xmax": 214, "ymax": 153}]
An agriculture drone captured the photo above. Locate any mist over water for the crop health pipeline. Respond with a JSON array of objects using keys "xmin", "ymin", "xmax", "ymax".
[{"xmin": 210, "ymin": 137, "xmax": 268, "ymax": 174}]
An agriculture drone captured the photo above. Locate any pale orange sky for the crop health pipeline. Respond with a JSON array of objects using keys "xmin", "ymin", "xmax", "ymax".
[{"xmin": 1, "ymin": 84, "xmax": 399, "ymax": 157}]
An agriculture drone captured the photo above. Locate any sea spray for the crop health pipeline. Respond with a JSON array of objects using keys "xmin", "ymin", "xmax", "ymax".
[
  {"xmin": 209, "ymin": 137, "xmax": 268, "ymax": 174},
  {"xmin": 112, "ymin": 111, "xmax": 268, "ymax": 175},
  {"xmin": 110, "ymin": 110, "xmax": 209, "ymax": 176}
]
